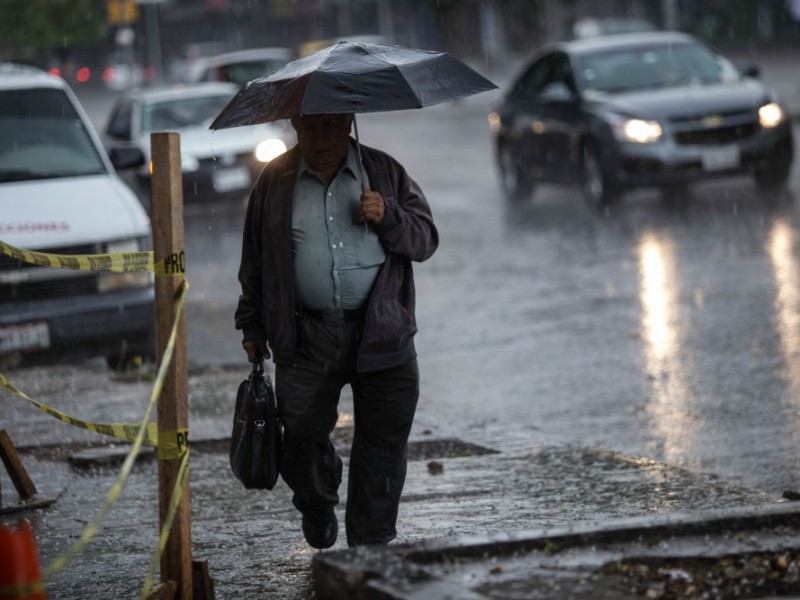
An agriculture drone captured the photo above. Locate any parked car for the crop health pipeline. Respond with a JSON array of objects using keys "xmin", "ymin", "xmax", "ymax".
[
  {"xmin": 488, "ymin": 31, "xmax": 795, "ymax": 207},
  {"xmin": 0, "ymin": 63, "xmax": 154, "ymax": 366},
  {"xmin": 103, "ymin": 82, "xmax": 294, "ymax": 208},
  {"xmin": 190, "ymin": 47, "xmax": 294, "ymax": 87},
  {"xmin": 167, "ymin": 41, "xmax": 230, "ymax": 84}
]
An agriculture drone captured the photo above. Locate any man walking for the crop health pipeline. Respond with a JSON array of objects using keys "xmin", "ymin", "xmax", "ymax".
[{"xmin": 235, "ymin": 113, "xmax": 438, "ymax": 549}]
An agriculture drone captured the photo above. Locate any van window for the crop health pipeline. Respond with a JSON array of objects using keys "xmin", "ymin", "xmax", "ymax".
[
  {"xmin": 0, "ymin": 87, "xmax": 79, "ymax": 118},
  {"xmin": 0, "ymin": 88, "xmax": 106, "ymax": 182}
]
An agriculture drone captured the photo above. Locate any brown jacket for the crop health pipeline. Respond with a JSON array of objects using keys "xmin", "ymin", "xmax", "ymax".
[{"xmin": 235, "ymin": 140, "xmax": 438, "ymax": 372}]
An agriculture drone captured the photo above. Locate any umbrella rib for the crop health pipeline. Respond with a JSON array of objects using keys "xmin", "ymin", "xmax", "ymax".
[{"xmin": 389, "ymin": 64, "xmax": 426, "ymax": 108}]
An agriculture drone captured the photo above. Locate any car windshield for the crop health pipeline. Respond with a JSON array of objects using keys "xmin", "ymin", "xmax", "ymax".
[
  {"xmin": 578, "ymin": 41, "xmax": 741, "ymax": 95},
  {"xmin": 143, "ymin": 93, "xmax": 232, "ymax": 133},
  {"xmin": 0, "ymin": 88, "xmax": 107, "ymax": 183},
  {"xmin": 213, "ymin": 58, "xmax": 290, "ymax": 86}
]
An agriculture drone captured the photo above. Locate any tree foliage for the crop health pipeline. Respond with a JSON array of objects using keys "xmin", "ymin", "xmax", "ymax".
[{"xmin": 0, "ymin": 0, "xmax": 105, "ymax": 56}]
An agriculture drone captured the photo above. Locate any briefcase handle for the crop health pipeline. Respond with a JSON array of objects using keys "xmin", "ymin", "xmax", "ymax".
[{"xmin": 253, "ymin": 351, "xmax": 265, "ymax": 376}]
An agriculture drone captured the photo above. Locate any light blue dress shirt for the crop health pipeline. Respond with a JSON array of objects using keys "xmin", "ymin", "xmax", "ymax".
[{"xmin": 291, "ymin": 145, "xmax": 387, "ymax": 311}]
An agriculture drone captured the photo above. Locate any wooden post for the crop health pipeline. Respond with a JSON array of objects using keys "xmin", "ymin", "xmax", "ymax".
[
  {"xmin": 150, "ymin": 132, "xmax": 192, "ymax": 600},
  {"xmin": 0, "ymin": 430, "xmax": 37, "ymax": 502},
  {"xmin": 0, "ymin": 431, "xmax": 56, "ymax": 515}
]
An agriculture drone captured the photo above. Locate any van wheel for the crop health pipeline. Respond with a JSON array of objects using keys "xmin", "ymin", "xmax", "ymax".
[
  {"xmin": 107, "ymin": 334, "xmax": 155, "ymax": 371},
  {"xmin": 581, "ymin": 143, "xmax": 619, "ymax": 208}
]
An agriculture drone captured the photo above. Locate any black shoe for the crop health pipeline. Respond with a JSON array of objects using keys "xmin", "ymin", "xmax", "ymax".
[{"xmin": 302, "ymin": 511, "xmax": 338, "ymax": 549}]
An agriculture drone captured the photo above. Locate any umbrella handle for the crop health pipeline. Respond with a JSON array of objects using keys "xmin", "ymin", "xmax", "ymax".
[
  {"xmin": 353, "ymin": 115, "xmax": 370, "ymax": 233},
  {"xmin": 353, "ymin": 115, "xmax": 370, "ymax": 193}
]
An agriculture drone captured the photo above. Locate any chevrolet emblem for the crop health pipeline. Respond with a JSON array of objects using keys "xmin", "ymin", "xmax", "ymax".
[{"xmin": 702, "ymin": 114, "xmax": 724, "ymax": 128}]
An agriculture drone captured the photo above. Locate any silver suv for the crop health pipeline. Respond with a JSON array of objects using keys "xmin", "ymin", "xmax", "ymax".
[{"xmin": 0, "ymin": 64, "xmax": 154, "ymax": 367}]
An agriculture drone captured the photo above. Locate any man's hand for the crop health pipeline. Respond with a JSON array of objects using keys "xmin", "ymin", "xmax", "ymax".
[
  {"xmin": 359, "ymin": 190, "xmax": 385, "ymax": 224},
  {"xmin": 243, "ymin": 339, "xmax": 269, "ymax": 363}
]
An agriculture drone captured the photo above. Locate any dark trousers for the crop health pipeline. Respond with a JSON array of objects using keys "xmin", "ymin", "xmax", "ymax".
[{"xmin": 275, "ymin": 315, "xmax": 419, "ymax": 546}]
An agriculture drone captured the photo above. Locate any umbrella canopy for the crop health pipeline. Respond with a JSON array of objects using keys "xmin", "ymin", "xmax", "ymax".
[{"xmin": 209, "ymin": 41, "xmax": 497, "ymax": 130}]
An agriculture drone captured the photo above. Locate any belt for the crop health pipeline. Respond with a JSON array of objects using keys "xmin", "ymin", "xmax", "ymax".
[{"xmin": 296, "ymin": 306, "xmax": 366, "ymax": 325}]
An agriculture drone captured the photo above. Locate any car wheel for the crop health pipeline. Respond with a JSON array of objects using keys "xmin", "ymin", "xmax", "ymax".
[
  {"xmin": 581, "ymin": 143, "xmax": 619, "ymax": 208},
  {"xmin": 754, "ymin": 162, "xmax": 791, "ymax": 192},
  {"xmin": 497, "ymin": 140, "xmax": 533, "ymax": 202}
]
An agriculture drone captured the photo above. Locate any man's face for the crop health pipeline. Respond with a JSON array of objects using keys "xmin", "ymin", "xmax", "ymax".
[{"xmin": 291, "ymin": 114, "xmax": 353, "ymax": 174}]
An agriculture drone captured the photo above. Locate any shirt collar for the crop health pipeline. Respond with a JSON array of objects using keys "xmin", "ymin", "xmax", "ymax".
[{"xmin": 298, "ymin": 142, "xmax": 360, "ymax": 182}]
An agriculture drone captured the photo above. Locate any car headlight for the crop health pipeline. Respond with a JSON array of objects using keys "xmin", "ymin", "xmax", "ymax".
[
  {"xmin": 98, "ymin": 239, "xmax": 154, "ymax": 292},
  {"xmin": 613, "ymin": 118, "xmax": 663, "ymax": 144},
  {"xmin": 759, "ymin": 102, "xmax": 784, "ymax": 129},
  {"xmin": 255, "ymin": 139, "xmax": 288, "ymax": 163}
]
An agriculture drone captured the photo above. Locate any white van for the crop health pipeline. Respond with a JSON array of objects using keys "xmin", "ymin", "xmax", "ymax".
[{"xmin": 0, "ymin": 63, "xmax": 154, "ymax": 367}]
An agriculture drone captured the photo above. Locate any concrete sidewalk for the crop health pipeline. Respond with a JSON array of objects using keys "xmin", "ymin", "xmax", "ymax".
[
  {"xmin": 314, "ymin": 502, "xmax": 800, "ymax": 599},
  {"xmin": 7, "ymin": 424, "xmax": 798, "ymax": 599},
  {"xmin": 1, "ymin": 361, "xmax": 794, "ymax": 599}
]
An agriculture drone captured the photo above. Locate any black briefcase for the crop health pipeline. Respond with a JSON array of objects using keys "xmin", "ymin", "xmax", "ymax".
[{"xmin": 230, "ymin": 358, "xmax": 281, "ymax": 490}]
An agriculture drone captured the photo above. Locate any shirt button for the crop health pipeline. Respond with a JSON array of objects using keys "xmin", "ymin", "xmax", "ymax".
[
  {"xmin": 329, "ymin": 216, "xmax": 334, "ymax": 221},
  {"xmin": 331, "ymin": 244, "xmax": 336, "ymax": 249}
]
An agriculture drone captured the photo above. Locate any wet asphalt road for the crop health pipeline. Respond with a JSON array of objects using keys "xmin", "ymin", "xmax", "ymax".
[{"xmin": 60, "ymin": 84, "xmax": 800, "ymax": 502}]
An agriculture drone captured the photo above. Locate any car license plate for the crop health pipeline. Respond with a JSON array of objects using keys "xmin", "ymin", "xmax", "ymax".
[
  {"xmin": 701, "ymin": 146, "xmax": 740, "ymax": 172},
  {"xmin": 0, "ymin": 322, "xmax": 50, "ymax": 352},
  {"xmin": 213, "ymin": 166, "xmax": 251, "ymax": 192}
]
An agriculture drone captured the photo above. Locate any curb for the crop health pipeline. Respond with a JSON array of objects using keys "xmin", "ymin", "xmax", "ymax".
[{"xmin": 312, "ymin": 501, "xmax": 800, "ymax": 599}]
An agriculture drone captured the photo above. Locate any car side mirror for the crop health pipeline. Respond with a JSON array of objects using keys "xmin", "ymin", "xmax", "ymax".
[
  {"xmin": 738, "ymin": 63, "xmax": 760, "ymax": 79},
  {"xmin": 538, "ymin": 82, "xmax": 576, "ymax": 104},
  {"xmin": 109, "ymin": 146, "xmax": 145, "ymax": 170}
]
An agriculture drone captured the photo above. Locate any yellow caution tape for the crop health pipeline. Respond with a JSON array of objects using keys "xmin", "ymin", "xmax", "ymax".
[
  {"xmin": 44, "ymin": 279, "xmax": 190, "ymax": 580},
  {"xmin": 158, "ymin": 428, "xmax": 190, "ymax": 461},
  {"xmin": 0, "ymin": 373, "xmax": 187, "ymax": 459},
  {"xmin": 140, "ymin": 449, "xmax": 191, "ymax": 600},
  {"xmin": 0, "ymin": 240, "xmax": 185, "ymax": 276},
  {"xmin": 0, "ymin": 280, "xmax": 190, "ymax": 459},
  {"xmin": 44, "ymin": 414, "xmax": 158, "ymax": 579},
  {"xmin": 0, "ymin": 371, "xmax": 159, "ymax": 445}
]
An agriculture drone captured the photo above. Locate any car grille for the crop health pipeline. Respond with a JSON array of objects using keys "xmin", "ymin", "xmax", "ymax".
[
  {"xmin": 673, "ymin": 123, "xmax": 757, "ymax": 145},
  {"xmin": 670, "ymin": 109, "xmax": 758, "ymax": 146},
  {"xmin": 0, "ymin": 243, "xmax": 99, "ymax": 302}
]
